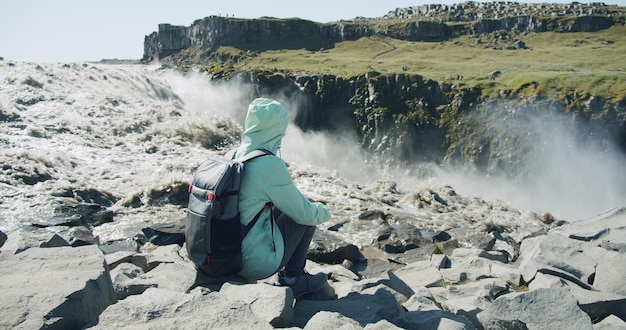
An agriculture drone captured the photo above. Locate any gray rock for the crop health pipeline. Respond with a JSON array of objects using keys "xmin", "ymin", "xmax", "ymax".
[
  {"xmin": 139, "ymin": 259, "xmax": 198, "ymax": 292},
  {"xmin": 118, "ymin": 243, "xmax": 184, "ymax": 272},
  {"xmin": 220, "ymin": 281, "xmax": 295, "ymax": 327},
  {"xmin": 6, "ymin": 229, "xmax": 71, "ymax": 254},
  {"xmin": 374, "ymin": 220, "xmax": 421, "ymax": 253},
  {"xmin": 550, "ymin": 207, "xmax": 626, "ymax": 242},
  {"xmin": 594, "ymin": 251, "xmax": 626, "ymax": 296},
  {"xmin": 110, "ymin": 262, "xmax": 156, "ymax": 299},
  {"xmin": 593, "ymin": 315, "xmax": 626, "ymax": 330},
  {"xmin": 528, "ymin": 267, "xmax": 626, "ymax": 322},
  {"xmin": 129, "ymin": 252, "xmax": 150, "ymax": 272},
  {"xmin": 441, "ymin": 296, "xmax": 485, "ymax": 328},
  {"xmin": 308, "ymin": 262, "xmax": 361, "ymax": 283},
  {"xmin": 307, "ymin": 280, "xmax": 338, "ymax": 301},
  {"xmin": 478, "ymin": 250, "xmax": 510, "ymax": 263},
  {"xmin": 87, "ymin": 287, "xmax": 272, "ymax": 329},
  {"xmin": 361, "ymin": 283, "xmax": 408, "ymax": 305},
  {"xmin": 308, "ymin": 229, "xmax": 366, "ymax": 264},
  {"xmin": 104, "ymin": 250, "xmax": 136, "ymax": 269},
  {"xmin": 394, "ymin": 259, "xmax": 444, "ymax": 289},
  {"xmin": 523, "ymin": 263, "xmax": 595, "ymax": 290},
  {"xmin": 517, "ymin": 234, "xmax": 600, "ymax": 285},
  {"xmin": 0, "ymin": 245, "xmax": 116, "ymax": 329},
  {"xmin": 577, "ymin": 289, "xmax": 626, "ymax": 325},
  {"xmin": 396, "ymin": 310, "xmax": 476, "ymax": 329},
  {"xmin": 63, "ymin": 225, "xmax": 99, "ymax": 246},
  {"xmin": 440, "ymin": 279, "xmax": 512, "ymax": 327},
  {"xmin": 351, "ymin": 269, "xmax": 415, "ymax": 299},
  {"xmin": 144, "ymin": 244, "xmax": 184, "ymax": 265},
  {"xmin": 402, "ymin": 286, "xmax": 443, "ymax": 311},
  {"xmin": 303, "ymin": 311, "xmax": 362, "ymax": 330},
  {"xmin": 440, "ymin": 248, "xmax": 521, "ymax": 285},
  {"xmin": 485, "ymin": 318, "xmax": 529, "ymax": 330},
  {"xmin": 108, "ymin": 244, "xmax": 199, "ymax": 295},
  {"xmin": 294, "ymin": 287, "xmax": 404, "ymax": 327},
  {"xmin": 477, "ymin": 288, "xmax": 592, "ymax": 329},
  {"xmin": 600, "ymin": 229, "xmax": 626, "ymax": 252},
  {"xmin": 364, "ymin": 319, "xmax": 403, "ymax": 329}
]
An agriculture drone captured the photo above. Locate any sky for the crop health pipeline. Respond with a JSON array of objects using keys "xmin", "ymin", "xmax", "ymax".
[{"xmin": 1, "ymin": 0, "xmax": 625, "ymax": 63}]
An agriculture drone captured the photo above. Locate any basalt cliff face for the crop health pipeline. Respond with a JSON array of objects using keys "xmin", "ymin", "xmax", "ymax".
[
  {"xmin": 142, "ymin": 2, "xmax": 624, "ymax": 62},
  {"xmin": 141, "ymin": 2, "xmax": 626, "ymax": 177},
  {"xmin": 217, "ymin": 70, "xmax": 626, "ymax": 177}
]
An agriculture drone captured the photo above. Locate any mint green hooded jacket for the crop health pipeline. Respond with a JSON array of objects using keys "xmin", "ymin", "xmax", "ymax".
[{"xmin": 235, "ymin": 98, "xmax": 331, "ymax": 280}]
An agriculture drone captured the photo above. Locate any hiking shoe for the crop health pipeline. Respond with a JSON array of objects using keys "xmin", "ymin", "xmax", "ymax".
[{"xmin": 278, "ymin": 270, "xmax": 327, "ymax": 298}]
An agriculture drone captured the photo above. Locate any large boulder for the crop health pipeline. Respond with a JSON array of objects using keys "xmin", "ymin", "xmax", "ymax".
[
  {"xmin": 303, "ymin": 311, "xmax": 364, "ymax": 330},
  {"xmin": 86, "ymin": 287, "xmax": 272, "ymax": 329},
  {"xmin": 517, "ymin": 233, "xmax": 601, "ymax": 286},
  {"xmin": 549, "ymin": 207, "xmax": 626, "ymax": 243},
  {"xmin": 293, "ymin": 287, "xmax": 405, "ymax": 327},
  {"xmin": 220, "ymin": 281, "xmax": 295, "ymax": 327},
  {"xmin": 518, "ymin": 208, "xmax": 626, "ymax": 296},
  {"xmin": 4, "ymin": 228, "xmax": 71, "ymax": 254},
  {"xmin": 0, "ymin": 245, "xmax": 116, "ymax": 329},
  {"xmin": 107, "ymin": 244, "xmax": 198, "ymax": 299},
  {"xmin": 477, "ymin": 288, "xmax": 592, "ymax": 329},
  {"xmin": 529, "ymin": 272, "xmax": 626, "ymax": 324},
  {"xmin": 594, "ymin": 251, "xmax": 626, "ymax": 296},
  {"xmin": 395, "ymin": 310, "xmax": 476, "ymax": 329},
  {"xmin": 394, "ymin": 259, "xmax": 445, "ymax": 289}
]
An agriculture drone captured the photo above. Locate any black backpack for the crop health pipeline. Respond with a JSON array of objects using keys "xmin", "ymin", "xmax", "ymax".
[{"xmin": 185, "ymin": 148, "xmax": 272, "ymax": 276}]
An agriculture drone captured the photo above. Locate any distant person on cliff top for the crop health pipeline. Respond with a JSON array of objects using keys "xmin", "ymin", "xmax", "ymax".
[{"xmin": 234, "ymin": 98, "xmax": 331, "ymax": 298}]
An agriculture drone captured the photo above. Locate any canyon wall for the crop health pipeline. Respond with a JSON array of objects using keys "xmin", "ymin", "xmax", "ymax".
[
  {"xmin": 140, "ymin": 2, "xmax": 626, "ymax": 176},
  {"xmin": 221, "ymin": 70, "xmax": 626, "ymax": 176},
  {"xmin": 142, "ymin": 2, "xmax": 624, "ymax": 62}
]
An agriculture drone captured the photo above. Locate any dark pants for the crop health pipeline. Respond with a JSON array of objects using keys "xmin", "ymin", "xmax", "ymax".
[{"xmin": 274, "ymin": 209, "xmax": 316, "ymax": 277}]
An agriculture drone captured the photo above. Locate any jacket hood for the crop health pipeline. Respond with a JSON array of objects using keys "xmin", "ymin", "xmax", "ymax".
[{"xmin": 237, "ymin": 98, "xmax": 289, "ymax": 156}]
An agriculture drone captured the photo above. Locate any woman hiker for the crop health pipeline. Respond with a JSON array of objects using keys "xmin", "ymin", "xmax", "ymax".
[{"xmin": 234, "ymin": 97, "xmax": 331, "ymax": 298}]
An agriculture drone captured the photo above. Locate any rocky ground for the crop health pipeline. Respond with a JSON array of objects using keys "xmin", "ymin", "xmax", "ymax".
[
  {"xmin": 1, "ymin": 61, "xmax": 625, "ymax": 329},
  {"xmin": 1, "ymin": 198, "xmax": 624, "ymax": 329}
]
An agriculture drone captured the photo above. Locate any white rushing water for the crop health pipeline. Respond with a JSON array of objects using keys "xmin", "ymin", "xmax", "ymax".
[{"xmin": 1, "ymin": 61, "xmax": 624, "ymax": 243}]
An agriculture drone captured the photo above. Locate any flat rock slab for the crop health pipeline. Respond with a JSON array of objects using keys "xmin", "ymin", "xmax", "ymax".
[
  {"xmin": 551, "ymin": 207, "xmax": 626, "ymax": 241},
  {"xmin": 477, "ymin": 288, "xmax": 592, "ymax": 329},
  {"xmin": 0, "ymin": 245, "xmax": 116, "ymax": 329},
  {"xmin": 86, "ymin": 287, "xmax": 272, "ymax": 329}
]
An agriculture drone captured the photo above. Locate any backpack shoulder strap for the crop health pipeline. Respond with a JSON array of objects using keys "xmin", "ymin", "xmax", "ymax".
[
  {"xmin": 224, "ymin": 148, "xmax": 237, "ymax": 160},
  {"xmin": 236, "ymin": 148, "xmax": 274, "ymax": 163}
]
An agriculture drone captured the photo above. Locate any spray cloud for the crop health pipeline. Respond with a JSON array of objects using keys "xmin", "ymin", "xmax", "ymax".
[
  {"xmin": 436, "ymin": 105, "xmax": 626, "ymax": 221},
  {"xmin": 165, "ymin": 71, "xmax": 626, "ymax": 221}
]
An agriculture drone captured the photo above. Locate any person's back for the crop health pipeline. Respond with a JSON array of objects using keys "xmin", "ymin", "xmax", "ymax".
[{"xmin": 234, "ymin": 98, "xmax": 331, "ymax": 297}]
